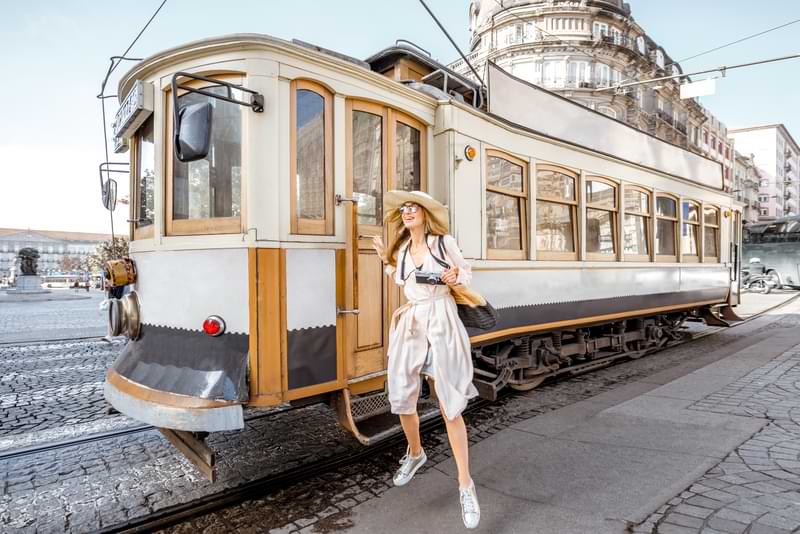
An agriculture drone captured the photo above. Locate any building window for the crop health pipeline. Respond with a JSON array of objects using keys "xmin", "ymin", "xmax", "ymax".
[
  {"xmin": 536, "ymin": 165, "xmax": 578, "ymax": 260},
  {"xmin": 655, "ymin": 50, "xmax": 665, "ymax": 69},
  {"xmin": 636, "ymin": 36, "xmax": 646, "ymax": 54},
  {"xmin": 681, "ymin": 200, "xmax": 701, "ymax": 261},
  {"xmin": 486, "ymin": 150, "xmax": 528, "ymax": 259},
  {"xmin": 598, "ymin": 106, "xmax": 617, "ymax": 119},
  {"xmin": 290, "ymin": 80, "xmax": 334, "ymax": 235},
  {"xmin": 596, "ymin": 63, "xmax": 610, "ymax": 87},
  {"xmin": 623, "ymin": 187, "xmax": 651, "ymax": 261},
  {"xmin": 167, "ymin": 75, "xmax": 243, "ymax": 235},
  {"xmin": 703, "ymin": 205, "xmax": 720, "ymax": 262},
  {"xmin": 593, "ymin": 21, "xmax": 608, "ymax": 37},
  {"xmin": 656, "ymin": 195, "xmax": 678, "ymax": 261},
  {"xmin": 133, "ymin": 115, "xmax": 155, "ymax": 240},
  {"xmin": 760, "ymin": 208, "xmax": 768, "ymax": 216},
  {"xmin": 585, "ymin": 177, "xmax": 618, "ymax": 260}
]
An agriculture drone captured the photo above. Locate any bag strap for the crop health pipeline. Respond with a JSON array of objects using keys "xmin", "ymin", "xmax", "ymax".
[
  {"xmin": 400, "ymin": 241, "xmax": 409, "ymax": 280},
  {"xmin": 429, "ymin": 235, "xmax": 451, "ymax": 270}
]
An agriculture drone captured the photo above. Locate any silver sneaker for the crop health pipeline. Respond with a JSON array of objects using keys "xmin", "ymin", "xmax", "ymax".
[
  {"xmin": 393, "ymin": 446, "xmax": 427, "ymax": 486},
  {"xmin": 459, "ymin": 481, "xmax": 481, "ymax": 529}
]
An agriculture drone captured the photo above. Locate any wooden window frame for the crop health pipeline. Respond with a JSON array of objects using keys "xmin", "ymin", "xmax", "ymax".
[
  {"xmin": 622, "ymin": 185, "xmax": 651, "ymax": 262},
  {"xmin": 585, "ymin": 175, "xmax": 619, "ymax": 262},
  {"xmin": 655, "ymin": 193, "xmax": 678, "ymax": 263},
  {"xmin": 347, "ymin": 100, "xmax": 388, "ymax": 237},
  {"xmin": 702, "ymin": 204, "xmax": 721, "ymax": 263},
  {"xmin": 390, "ymin": 109, "xmax": 428, "ymax": 193},
  {"xmin": 681, "ymin": 199, "xmax": 701, "ymax": 263},
  {"xmin": 535, "ymin": 164, "xmax": 579, "ymax": 261},
  {"xmin": 485, "ymin": 149, "xmax": 529, "ymax": 260},
  {"xmin": 165, "ymin": 72, "xmax": 245, "ymax": 236},
  {"xmin": 131, "ymin": 118, "xmax": 155, "ymax": 241},
  {"xmin": 290, "ymin": 79, "xmax": 334, "ymax": 235}
]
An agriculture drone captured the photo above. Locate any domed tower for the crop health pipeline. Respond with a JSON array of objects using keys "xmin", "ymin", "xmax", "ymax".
[{"xmin": 452, "ymin": 0, "xmax": 730, "ymax": 182}]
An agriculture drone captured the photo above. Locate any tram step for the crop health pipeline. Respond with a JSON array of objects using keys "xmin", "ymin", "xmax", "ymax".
[{"xmin": 336, "ymin": 388, "xmax": 439, "ymax": 445}]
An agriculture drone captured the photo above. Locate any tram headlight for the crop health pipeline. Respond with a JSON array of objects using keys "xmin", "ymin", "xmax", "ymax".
[{"xmin": 107, "ymin": 291, "xmax": 141, "ymax": 339}]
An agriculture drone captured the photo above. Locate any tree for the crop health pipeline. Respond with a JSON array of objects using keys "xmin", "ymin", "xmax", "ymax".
[
  {"xmin": 58, "ymin": 255, "xmax": 83, "ymax": 273},
  {"xmin": 86, "ymin": 237, "xmax": 129, "ymax": 274}
]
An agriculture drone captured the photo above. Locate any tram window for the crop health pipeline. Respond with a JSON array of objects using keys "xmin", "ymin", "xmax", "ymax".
[
  {"xmin": 585, "ymin": 178, "xmax": 618, "ymax": 260},
  {"xmin": 681, "ymin": 200, "xmax": 700, "ymax": 261},
  {"xmin": 703, "ymin": 205, "xmax": 720, "ymax": 261},
  {"xmin": 396, "ymin": 122, "xmax": 421, "ymax": 191},
  {"xmin": 169, "ymin": 83, "xmax": 242, "ymax": 235},
  {"xmin": 352, "ymin": 109, "xmax": 384, "ymax": 226},
  {"xmin": 655, "ymin": 195, "xmax": 677, "ymax": 260},
  {"xmin": 536, "ymin": 165, "xmax": 578, "ymax": 260},
  {"xmin": 623, "ymin": 187, "xmax": 650, "ymax": 260},
  {"xmin": 486, "ymin": 150, "xmax": 528, "ymax": 259},
  {"xmin": 291, "ymin": 81, "xmax": 333, "ymax": 235},
  {"xmin": 133, "ymin": 115, "xmax": 155, "ymax": 240}
]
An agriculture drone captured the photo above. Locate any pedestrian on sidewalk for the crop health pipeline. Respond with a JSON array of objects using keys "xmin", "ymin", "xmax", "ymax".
[{"xmin": 371, "ymin": 190, "xmax": 481, "ymax": 530}]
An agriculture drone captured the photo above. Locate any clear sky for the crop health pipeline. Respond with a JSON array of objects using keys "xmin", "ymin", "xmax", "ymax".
[{"xmin": 1, "ymin": 0, "xmax": 797, "ymax": 233}]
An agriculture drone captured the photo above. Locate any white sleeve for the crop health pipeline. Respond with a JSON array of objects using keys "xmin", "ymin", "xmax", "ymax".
[{"xmin": 442, "ymin": 234, "xmax": 472, "ymax": 287}]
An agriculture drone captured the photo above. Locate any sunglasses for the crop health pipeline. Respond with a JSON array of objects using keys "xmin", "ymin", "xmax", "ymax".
[{"xmin": 399, "ymin": 204, "xmax": 420, "ymax": 214}]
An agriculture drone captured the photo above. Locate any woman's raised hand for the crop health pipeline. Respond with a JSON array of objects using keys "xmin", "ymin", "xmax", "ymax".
[
  {"xmin": 441, "ymin": 266, "xmax": 460, "ymax": 286},
  {"xmin": 371, "ymin": 235, "xmax": 387, "ymax": 263}
]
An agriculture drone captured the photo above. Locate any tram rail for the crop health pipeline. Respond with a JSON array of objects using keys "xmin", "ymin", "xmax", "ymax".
[{"xmin": 85, "ymin": 292, "xmax": 800, "ymax": 534}]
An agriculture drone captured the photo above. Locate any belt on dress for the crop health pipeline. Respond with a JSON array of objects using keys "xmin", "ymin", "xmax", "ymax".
[{"xmin": 390, "ymin": 292, "xmax": 451, "ymax": 335}]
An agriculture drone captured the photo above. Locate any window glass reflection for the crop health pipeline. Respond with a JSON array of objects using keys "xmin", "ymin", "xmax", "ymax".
[
  {"xmin": 703, "ymin": 206, "xmax": 718, "ymax": 226},
  {"xmin": 681, "ymin": 222, "xmax": 699, "ymax": 255},
  {"xmin": 656, "ymin": 219, "xmax": 676, "ymax": 256},
  {"xmin": 624, "ymin": 214, "xmax": 649, "ymax": 255},
  {"xmin": 624, "ymin": 189, "xmax": 649, "ymax": 214},
  {"xmin": 587, "ymin": 209, "xmax": 615, "ymax": 254},
  {"xmin": 704, "ymin": 227, "xmax": 718, "ymax": 257},
  {"xmin": 536, "ymin": 201, "xmax": 574, "ymax": 252},
  {"xmin": 586, "ymin": 180, "xmax": 615, "ymax": 208},
  {"xmin": 487, "ymin": 191, "xmax": 522, "ymax": 250},
  {"xmin": 656, "ymin": 196, "xmax": 676, "ymax": 218},
  {"xmin": 682, "ymin": 202, "xmax": 699, "ymax": 222},
  {"xmin": 395, "ymin": 122, "xmax": 420, "ymax": 191},
  {"xmin": 488, "ymin": 157, "xmax": 523, "ymax": 191},
  {"xmin": 296, "ymin": 89, "xmax": 325, "ymax": 220},
  {"xmin": 537, "ymin": 169, "xmax": 575, "ymax": 201},
  {"xmin": 173, "ymin": 85, "xmax": 241, "ymax": 220},
  {"xmin": 352, "ymin": 111, "xmax": 383, "ymax": 225},
  {"xmin": 137, "ymin": 116, "xmax": 155, "ymax": 227}
]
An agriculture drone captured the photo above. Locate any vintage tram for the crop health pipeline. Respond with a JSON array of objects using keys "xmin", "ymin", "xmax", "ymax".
[{"xmin": 102, "ymin": 34, "xmax": 742, "ymax": 479}]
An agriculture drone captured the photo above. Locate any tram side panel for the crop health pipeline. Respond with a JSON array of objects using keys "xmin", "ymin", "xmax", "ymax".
[{"xmin": 104, "ymin": 248, "xmax": 251, "ymax": 432}]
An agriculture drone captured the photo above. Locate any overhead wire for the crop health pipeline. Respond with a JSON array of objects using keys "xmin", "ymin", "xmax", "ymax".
[
  {"xmin": 97, "ymin": 0, "xmax": 168, "ymax": 243},
  {"xmin": 667, "ymin": 17, "xmax": 800, "ymax": 68}
]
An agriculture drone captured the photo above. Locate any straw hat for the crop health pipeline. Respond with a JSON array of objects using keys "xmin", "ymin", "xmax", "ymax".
[{"xmin": 384, "ymin": 190, "xmax": 449, "ymax": 232}]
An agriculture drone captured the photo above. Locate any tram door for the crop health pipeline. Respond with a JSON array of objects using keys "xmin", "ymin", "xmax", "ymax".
[
  {"xmin": 344, "ymin": 101, "xmax": 427, "ymax": 390},
  {"xmin": 730, "ymin": 210, "xmax": 742, "ymax": 305}
]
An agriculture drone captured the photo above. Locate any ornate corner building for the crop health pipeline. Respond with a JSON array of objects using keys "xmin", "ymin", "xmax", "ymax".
[{"xmin": 449, "ymin": 0, "xmax": 735, "ymax": 191}]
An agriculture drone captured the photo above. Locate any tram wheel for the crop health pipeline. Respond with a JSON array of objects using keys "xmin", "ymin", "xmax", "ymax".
[{"xmin": 509, "ymin": 374, "xmax": 546, "ymax": 391}]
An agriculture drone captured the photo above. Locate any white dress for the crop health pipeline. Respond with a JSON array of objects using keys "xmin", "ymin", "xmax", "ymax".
[{"xmin": 385, "ymin": 234, "xmax": 479, "ymax": 421}]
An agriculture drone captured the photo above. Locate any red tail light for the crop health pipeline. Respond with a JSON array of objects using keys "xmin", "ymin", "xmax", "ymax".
[{"xmin": 202, "ymin": 316, "xmax": 225, "ymax": 337}]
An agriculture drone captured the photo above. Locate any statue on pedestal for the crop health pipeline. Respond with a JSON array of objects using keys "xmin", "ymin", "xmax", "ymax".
[{"xmin": 18, "ymin": 248, "xmax": 40, "ymax": 275}]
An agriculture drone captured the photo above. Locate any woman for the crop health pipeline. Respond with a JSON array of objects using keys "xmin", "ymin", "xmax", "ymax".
[{"xmin": 372, "ymin": 190, "xmax": 481, "ymax": 529}]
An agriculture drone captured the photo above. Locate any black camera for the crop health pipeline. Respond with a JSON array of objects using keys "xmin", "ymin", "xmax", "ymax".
[{"xmin": 415, "ymin": 271, "xmax": 445, "ymax": 285}]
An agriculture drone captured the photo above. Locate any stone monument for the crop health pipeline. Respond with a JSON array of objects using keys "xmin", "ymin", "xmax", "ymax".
[{"xmin": 6, "ymin": 248, "xmax": 49, "ymax": 294}]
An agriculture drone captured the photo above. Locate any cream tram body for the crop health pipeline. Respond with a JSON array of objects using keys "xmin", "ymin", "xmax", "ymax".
[{"xmin": 106, "ymin": 34, "xmax": 739, "ymax": 469}]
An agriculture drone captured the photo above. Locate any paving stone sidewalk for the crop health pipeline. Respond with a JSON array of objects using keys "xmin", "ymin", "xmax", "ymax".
[{"xmin": 636, "ymin": 345, "xmax": 800, "ymax": 534}]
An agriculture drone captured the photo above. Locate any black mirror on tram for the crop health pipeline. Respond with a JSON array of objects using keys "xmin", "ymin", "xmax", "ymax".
[
  {"xmin": 102, "ymin": 179, "xmax": 117, "ymax": 212},
  {"xmin": 174, "ymin": 101, "xmax": 213, "ymax": 163}
]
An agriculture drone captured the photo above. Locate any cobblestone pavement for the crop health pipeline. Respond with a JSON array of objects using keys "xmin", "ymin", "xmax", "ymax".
[
  {"xmin": 635, "ymin": 339, "xmax": 800, "ymax": 532},
  {"xmin": 157, "ymin": 312, "xmax": 800, "ymax": 534},
  {"xmin": 0, "ymin": 340, "xmax": 125, "ymax": 441},
  {"xmin": 0, "ymin": 292, "xmax": 107, "ymax": 343},
  {"xmin": 0, "ymin": 305, "xmax": 794, "ymax": 533}
]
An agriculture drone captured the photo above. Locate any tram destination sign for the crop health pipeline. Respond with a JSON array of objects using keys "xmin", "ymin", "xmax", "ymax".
[{"xmin": 113, "ymin": 80, "xmax": 154, "ymax": 153}]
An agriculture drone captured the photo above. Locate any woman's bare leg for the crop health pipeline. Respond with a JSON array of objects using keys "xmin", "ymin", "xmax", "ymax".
[
  {"xmin": 430, "ymin": 378, "xmax": 472, "ymax": 488},
  {"xmin": 399, "ymin": 413, "xmax": 423, "ymax": 457}
]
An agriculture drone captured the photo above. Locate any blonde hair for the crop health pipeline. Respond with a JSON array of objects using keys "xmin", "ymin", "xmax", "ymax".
[{"xmin": 383, "ymin": 205, "xmax": 448, "ymax": 268}]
